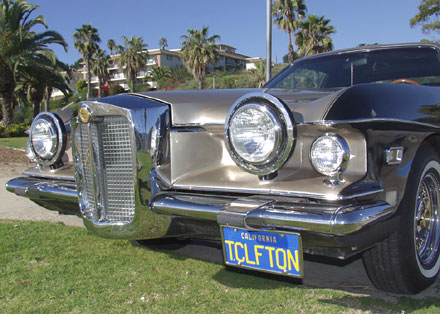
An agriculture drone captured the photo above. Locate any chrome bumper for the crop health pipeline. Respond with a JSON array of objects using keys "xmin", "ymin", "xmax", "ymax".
[
  {"xmin": 6, "ymin": 176, "xmax": 393, "ymax": 237},
  {"xmin": 6, "ymin": 177, "xmax": 79, "ymax": 215}
]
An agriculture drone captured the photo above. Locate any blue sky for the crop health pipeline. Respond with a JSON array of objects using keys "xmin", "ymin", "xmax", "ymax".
[{"xmin": 34, "ymin": 0, "xmax": 428, "ymax": 65}]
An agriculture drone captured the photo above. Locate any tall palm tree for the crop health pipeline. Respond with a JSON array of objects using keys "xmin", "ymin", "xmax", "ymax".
[
  {"xmin": 16, "ymin": 58, "xmax": 71, "ymax": 117},
  {"xmin": 116, "ymin": 35, "xmax": 148, "ymax": 93},
  {"xmin": 0, "ymin": 0, "xmax": 67, "ymax": 126},
  {"xmin": 91, "ymin": 48, "xmax": 110, "ymax": 97},
  {"xmin": 107, "ymin": 38, "xmax": 116, "ymax": 55},
  {"xmin": 180, "ymin": 26, "xmax": 220, "ymax": 89},
  {"xmin": 295, "ymin": 15, "xmax": 336, "ymax": 57},
  {"xmin": 73, "ymin": 24, "xmax": 101, "ymax": 99},
  {"xmin": 159, "ymin": 37, "xmax": 168, "ymax": 50},
  {"xmin": 273, "ymin": 0, "xmax": 307, "ymax": 64}
]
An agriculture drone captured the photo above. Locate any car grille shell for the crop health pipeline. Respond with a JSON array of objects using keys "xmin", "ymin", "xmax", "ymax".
[{"xmin": 76, "ymin": 115, "xmax": 135, "ymax": 223}]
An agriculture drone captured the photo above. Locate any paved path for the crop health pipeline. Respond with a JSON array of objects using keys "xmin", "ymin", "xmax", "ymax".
[{"xmin": 0, "ymin": 163, "xmax": 83, "ymax": 227}]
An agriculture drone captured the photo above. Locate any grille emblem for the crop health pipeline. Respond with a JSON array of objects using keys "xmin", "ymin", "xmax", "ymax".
[{"xmin": 79, "ymin": 106, "xmax": 92, "ymax": 123}]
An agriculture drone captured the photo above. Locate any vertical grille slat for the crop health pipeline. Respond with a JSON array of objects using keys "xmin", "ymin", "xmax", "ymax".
[{"xmin": 77, "ymin": 115, "xmax": 136, "ymax": 224}]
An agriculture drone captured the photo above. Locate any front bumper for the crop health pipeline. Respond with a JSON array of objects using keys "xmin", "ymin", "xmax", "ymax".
[{"xmin": 6, "ymin": 176, "xmax": 397, "ymax": 258}]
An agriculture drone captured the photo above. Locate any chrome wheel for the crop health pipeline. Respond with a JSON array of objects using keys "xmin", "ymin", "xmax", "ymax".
[
  {"xmin": 363, "ymin": 145, "xmax": 440, "ymax": 294},
  {"xmin": 415, "ymin": 168, "xmax": 440, "ymax": 272}
]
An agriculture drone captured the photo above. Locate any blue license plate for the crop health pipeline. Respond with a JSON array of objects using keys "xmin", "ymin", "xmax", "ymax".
[{"xmin": 221, "ymin": 227, "xmax": 303, "ymax": 278}]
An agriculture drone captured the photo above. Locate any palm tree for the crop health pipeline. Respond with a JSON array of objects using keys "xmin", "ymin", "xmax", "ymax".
[
  {"xmin": 273, "ymin": 0, "xmax": 307, "ymax": 64},
  {"xmin": 180, "ymin": 26, "xmax": 220, "ymax": 89},
  {"xmin": 116, "ymin": 35, "xmax": 148, "ymax": 93},
  {"xmin": 107, "ymin": 38, "xmax": 116, "ymax": 55},
  {"xmin": 16, "ymin": 58, "xmax": 71, "ymax": 117},
  {"xmin": 159, "ymin": 37, "xmax": 168, "ymax": 50},
  {"xmin": 147, "ymin": 65, "xmax": 171, "ymax": 90},
  {"xmin": 250, "ymin": 61, "xmax": 267, "ymax": 88},
  {"xmin": 91, "ymin": 48, "xmax": 110, "ymax": 97},
  {"xmin": 73, "ymin": 24, "xmax": 101, "ymax": 99},
  {"xmin": 0, "ymin": 0, "xmax": 67, "ymax": 126},
  {"xmin": 295, "ymin": 15, "xmax": 336, "ymax": 57}
]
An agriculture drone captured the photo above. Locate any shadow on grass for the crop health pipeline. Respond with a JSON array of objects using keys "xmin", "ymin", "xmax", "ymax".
[
  {"xmin": 318, "ymin": 294, "xmax": 440, "ymax": 313},
  {"xmin": 131, "ymin": 236, "xmax": 440, "ymax": 306}
]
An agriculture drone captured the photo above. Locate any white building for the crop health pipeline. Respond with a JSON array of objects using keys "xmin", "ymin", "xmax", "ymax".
[{"xmin": 82, "ymin": 44, "xmax": 262, "ymax": 92}]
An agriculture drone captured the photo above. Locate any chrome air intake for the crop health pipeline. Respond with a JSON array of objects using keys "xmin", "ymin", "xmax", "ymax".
[
  {"xmin": 71, "ymin": 96, "xmax": 171, "ymax": 239},
  {"xmin": 76, "ymin": 115, "xmax": 135, "ymax": 223},
  {"xmin": 74, "ymin": 107, "xmax": 136, "ymax": 223}
]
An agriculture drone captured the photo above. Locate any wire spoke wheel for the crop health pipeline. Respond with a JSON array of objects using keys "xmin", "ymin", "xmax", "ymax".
[
  {"xmin": 363, "ymin": 144, "xmax": 440, "ymax": 294},
  {"xmin": 415, "ymin": 172, "xmax": 440, "ymax": 269}
]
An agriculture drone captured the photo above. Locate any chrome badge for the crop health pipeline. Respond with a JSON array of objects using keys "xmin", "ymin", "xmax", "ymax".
[{"xmin": 79, "ymin": 105, "xmax": 92, "ymax": 124}]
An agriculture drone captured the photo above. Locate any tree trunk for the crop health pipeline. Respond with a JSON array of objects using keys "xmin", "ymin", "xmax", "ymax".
[
  {"xmin": 0, "ymin": 92, "xmax": 15, "ymax": 127},
  {"xmin": 86, "ymin": 57, "xmax": 91, "ymax": 99},
  {"xmin": 288, "ymin": 31, "xmax": 294, "ymax": 64},
  {"xmin": 44, "ymin": 87, "xmax": 53, "ymax": 112},
  {"xmin": 130, "ymin": 71, "xmax": 136, "ymax": 93},
  {"xmin": 98, "ymin": 78, "xmax": 102, "ymax": 98},
  {"xmin": 31, "ymin": 86, "xmax": 45, "ymax": 118},
  {"xmin": 0, "ymin": 58, "xmax": 16, "ymax": 127}
]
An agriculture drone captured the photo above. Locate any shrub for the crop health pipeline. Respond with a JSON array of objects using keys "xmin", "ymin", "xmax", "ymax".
[
  {"xmin": 5, "ymin": 123, "xmax": 29, "ymax": 137},
  {"xmin": 109, "ymin": 84, "xmax": 126, "ymax": 95},
  {"xmin": 13, "ymin": 104, "xmax": 33, "ymax": 125},
  {"xmin": 0, "ymin": 125, "xmax": 5, "ymax": 137},
  {"xmin": 134, "ymin": 82, "xmax": 152, "ymax": 92}
]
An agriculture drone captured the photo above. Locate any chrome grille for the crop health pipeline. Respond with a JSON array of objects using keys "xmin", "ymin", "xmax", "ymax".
[{"xmin": 77, "ymin": 115, "xmax": 135, "ymax": 223}]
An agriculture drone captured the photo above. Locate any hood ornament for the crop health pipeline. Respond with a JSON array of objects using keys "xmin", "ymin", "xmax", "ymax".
[{"xmin": 79, "ymin": 105, "xmax": 92, "ymax": 124}]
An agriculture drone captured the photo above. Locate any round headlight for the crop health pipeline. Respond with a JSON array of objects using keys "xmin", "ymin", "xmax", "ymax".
[
  {"xmin": 229, "ymin": 104, "xmax": 281, "ymax": 164},
  {"xmin": 29, "ymin": 112, "xmax": 66, "ymax": 166},
  {"xmin": 31, "ymin": 118, "xmax": 58, "ymax": 159},
  {"xmin": 225, "ymin": 92, "xmax": 295, "ymax": 175},
  {"xmin": 310, "ymin": 135, "xmax": 350, "ymax": 177}
]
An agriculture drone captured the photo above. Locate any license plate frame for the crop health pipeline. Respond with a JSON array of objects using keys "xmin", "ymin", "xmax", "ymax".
[{"xmin": 221, "ymin": 226, "xmax": 303, "ymax": 278}]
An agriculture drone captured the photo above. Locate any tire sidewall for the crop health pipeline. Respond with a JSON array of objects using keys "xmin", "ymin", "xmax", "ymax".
[{"xmin": 400, "ymin": 145, "xmax": 440, "ymax": 289}]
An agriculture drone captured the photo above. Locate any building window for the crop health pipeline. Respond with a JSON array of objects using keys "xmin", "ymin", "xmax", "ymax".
[{"xmin": 167, "ymin": 55, "xmax": 173, "ymax": 61}]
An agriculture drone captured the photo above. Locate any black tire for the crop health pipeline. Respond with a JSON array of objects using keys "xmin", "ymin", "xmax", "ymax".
[{"xmin": 363, "ymin": 143, "xmax": 440, "ymax": 294}]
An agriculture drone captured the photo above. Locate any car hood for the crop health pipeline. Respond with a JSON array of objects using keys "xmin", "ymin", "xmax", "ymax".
[{"xmin": 138, "ymin": 88, "xmax": 345, "ymax": 126}]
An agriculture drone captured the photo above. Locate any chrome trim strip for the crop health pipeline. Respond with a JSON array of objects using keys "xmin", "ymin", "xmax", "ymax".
[
  {"xmin": 152, "ymin": 194, "xmax": 226, "ymax": 221},
  {"xmin": 310, "ymin": 117, "xmax": 440, "ymax": 129},
  {"xmin": 21, "ymin": 171, "xmax": 76, "ymax": 182},
  {"xmin": 171, "ymin": 184, "xmax": 384, "ymax": 201},
  {"xmin": 151, "ymin": 194, "xmax": 393, "ymax": 236}
]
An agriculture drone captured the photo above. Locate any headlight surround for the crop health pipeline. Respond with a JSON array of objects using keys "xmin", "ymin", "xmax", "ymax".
[
  {"xmin": 29, "ymin": 112, "xmax": 66, "ymax": 166},
  {"xmin": 310, "ymin": 135, "xmax": 350, "ymax": 177},
  {"xmin": 225, "ymin": 92, "xmax": 295, "ymax": 175}
]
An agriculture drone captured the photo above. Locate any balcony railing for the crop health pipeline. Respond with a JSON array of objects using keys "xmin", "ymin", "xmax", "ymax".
[{"xmin": 110, "ymin": 73, "xmax": 126, "ymax": 80}]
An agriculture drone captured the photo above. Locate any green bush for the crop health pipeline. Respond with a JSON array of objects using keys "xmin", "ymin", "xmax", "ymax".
[
  {"xmin": 12, "ymin": 104, "xmax": 33, "ymax": 125},
  {"xmin": 0, "ymin": 125, "xmax": 5, "ymax": 137},
  {"xmin": 134, "ymin": 82, "xmax": 152, "ymax": 92},
  {"xmin": 109, "ymin": 84, "xmax": 126, "ymax": 95},
  {"xmin": 4, "ymin": 123, "xmax": 29, "ymax": 137}
]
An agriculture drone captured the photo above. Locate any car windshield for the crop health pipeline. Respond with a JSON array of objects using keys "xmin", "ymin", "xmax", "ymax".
[{"xmin": 266, "ymin": 46, "xmax": 440, "ymax": 89}]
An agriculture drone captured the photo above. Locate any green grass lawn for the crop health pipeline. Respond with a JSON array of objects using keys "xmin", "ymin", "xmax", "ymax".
[
  {"xmin": 1, "ymin": 220, "xmax": 439, "ymax": 313},
  {"xmin": 0, "ymin": 137, "xmax": 28, "ymax": 150}
]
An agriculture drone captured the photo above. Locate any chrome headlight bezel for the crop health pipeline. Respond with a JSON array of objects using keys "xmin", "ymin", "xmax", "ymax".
[
  {"xmin": 225, "ymin": 92, "xmax": 295, "ymax": 175},
  {"xmin": 310, "ymin": 135, "xmax": 350, "ymax": 177},
  {"xmin": 29, "ymin": 112, "xmax": 66, "ymax": 167}
]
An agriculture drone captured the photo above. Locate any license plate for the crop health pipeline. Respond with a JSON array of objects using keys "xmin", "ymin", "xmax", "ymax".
[{"xmin": 221, "ymin": 227, "xmax": 303, "ymax": 278}]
